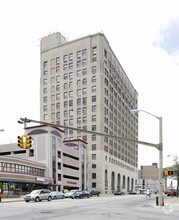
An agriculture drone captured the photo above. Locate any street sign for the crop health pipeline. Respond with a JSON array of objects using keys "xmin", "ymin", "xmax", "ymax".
[{"xmin": 158, "ymin": 178, "xmax": 165, "ymax": 185}]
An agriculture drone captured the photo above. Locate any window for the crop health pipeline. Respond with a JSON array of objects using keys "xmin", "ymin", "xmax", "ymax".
[
  {"xmin": 63, "ymin": 55, "xmax": 68, "ymax": 62},
  {"xmin": 77, "ymin": 79, "xmax": 81, "ymax": 86},
  {"xmin": 77, "ymin": 60, "xmax": 81, "ymax": 67},
  {"xmin": 83, "ymin": 78, "xmax": 87, "ymax": 85},
  {"xmin": 92, "ymin": 173, "xmax": 96, "ymax": 179},
  {"xmin": 83, "ymin": 97, "xmax": 87, "ymax": 105},
  {"xmin": 43, "ymin": 79, "xmax": 47, "ymax": 85},
  {"xmin": 64, "ymin": 120, "xmax": 68, "ymax": 126},
  {"xmin": 92, "ymin": 125, "xmax": 96, "ymax": 131},
  {"xmin": 77, "ymin": 118, "xmax": 81, "ymax": 124},
  {"xmin": 56, "ymin": 103, "xmax": 60, "ymax": 109},
  {"xmin": 56, "ymin": 57, "xmax": 60, "ymax": 65},
  {"xmin": 69, "ymin": 81, "xmax": 73, "ymax": 88},
  {"xmin": 92, "ymin": 57, "xmax": 97, "ymax": 62},
  {"xmin": 56, "ymin": 112, "xmax": 60, "ymax": 119},
  {"xmin": 83, "ymin": 117, "xmax": 87, "ymax": 123},
  {"xmin": 92, "ymin": 76, "xmax": 96, "ymax": 83},
  {"xmin": 44, "ymin": 114, "xmax": 48, "ymax": 120},
  {"xmin": 69, "ymin": 91, "xmax": 73, "ymax": 97},
  {"xmin": 43, "ymin": 96, "xmax": 47, "ymax": 103},
  {"xmin": 92, "ymin": 95, "xmax": 96, "ymax": 102},
  {"xmin": 69, "ymin": 63, "xmax": 73, "ymax": 69},
  {"xmin": 64, "ymin": 83, "xmax": 68, "ymax": 89},
  {"xmin": 64, "ymin": 92, "xmax": 68, "ymax": 98},
  {"xmin": 92, "ymin": 182, "xmax": 96, "ymax": 188},
  {"xmin": 77, "ymin": 108, "xmax": 81, "ymax": 115},
  {"xmin": 64, "ymin": 101, "xmax": 68, "ymax": 108},
  {"xmin": 44, "ymin": 70, "xmax": 48, "ymax": 75},
  {"xmin": 82, "ymin": 49, "xmax": 87, "ymax": 56},
  {"xmin": 44, "ymin": 61, "xmax": 48, "ymax": 68},
  {"xmin": 69, "ymin": 100, "xmax": 73, "ymax": 106},
  {"xmin": 77, "ymin": 98, "xmax": 81, "ymax": 105},
  {"xmin": 82, "ymin": 88, "xmax": 87, "ymax": 94},
  {"xmin": 92, "ymin": 154, "xmax": 96, "ymax": 160},
  {"xmin": 43, "ymin": 105, "xmax": 47, "ymax": 111},
  {"xmin": 43, "ymin": 88, "xmax": 47, "ymax": 94},
  {"xmin": 64, "ymin": 110, "xmax": 68, "ymax": 117},
  {"xmin": 92, "ymin": 144, "xmax": 96, "ymax": 150},
  {"xmin": 69, "ymin": 53, "xmax": 73, "ymax": 61},
  {"xmin": 63, "ymin": 64, "xmax": 67, "ymax": 71},
  {"xmin": 56, "ymin": 94, "xmax": 60, "ymax": 100},
  {"xmin": 69, "ymin": 109, "xmax": 73, "ymax": 116},
  {"xmin": 56, "ymin": 84, "xmax": 60, "ymax": 91},
  {"xmin": 92, "ymin": 134, "xmax": 96, "ymax": 141},
  {"xmin": 92, "ymin": 105, "xmax": 96, "ymax": 112},
  {"xmin": 77, "ymin": 51, "xmax": 81, "ymax": 58},
  {"xmin": 92, "ymin": 66, "xmax": 96, "ymax": 74},
  {"xmin": 82, "ymin": 59, "xmax": 87, "ymax": 65},
  {"xmin": 56, "ymin": 75, "xmax": 60, "ymax": 83},
  {"xmin": 69, "ymin": 72, "xmax": 73, "ymax": 79},
  {"xmin": 64, "ymin": 73, "xmax": 68, "ymax": 80},
  {"xmin": 77, "ymin": 89, "xmax": 81, "ymax": 96},
  {"xmin": 83, "ymin": 136, "xmax": 87, "ymax": 141},
  {"xmin": 92, "ymin": 86, "xmax": 96, "ymax": 93},
  {"xmin": 92, "ymin": 47, "xmax": 97, "ymax": 56},
  {"xmin": 56, "ymin": 66, "xmax": 60, "ymax": 73},
  {"xmin": 77, "ymin": 70, "xmax": 81, "ymax": 76},
  {"xmin": 83, "ymin": 107, "xmax": 87, "ymax": 114},
  {"xmin": 69, "ymin": 119, "xmax": 73, "ymax": 125},
  {"xmin": 82, "ymin": 68, "xmax": 87, "ymax": 75},
  {"xmin": 92, "ymin": 115, "xmax": 96, "ymax": 122}
]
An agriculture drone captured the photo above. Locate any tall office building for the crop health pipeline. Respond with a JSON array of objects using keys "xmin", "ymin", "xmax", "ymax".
[{"xmin": 40, "ymin": 32, "xmax": 138, "ymax": 193}]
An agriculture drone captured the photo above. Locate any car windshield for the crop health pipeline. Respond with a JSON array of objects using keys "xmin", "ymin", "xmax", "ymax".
[{"xmin": 31, "ymin": 190, "xmax": 41, "ymax": 194}]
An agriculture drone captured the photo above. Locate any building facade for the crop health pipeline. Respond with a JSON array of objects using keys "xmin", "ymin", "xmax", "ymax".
[
  {"xmin": 40, "ymin": 32, "xmax": 138, "ymax": 193},
  {"xmin": 0, "ymin": 125, "xmax": 87, "ymax": 193}
]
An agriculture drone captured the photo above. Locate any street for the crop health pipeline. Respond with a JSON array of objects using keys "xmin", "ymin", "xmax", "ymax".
[{"xmin": 0, "ymin": 195, "xmax": 179, "ymax": 220}]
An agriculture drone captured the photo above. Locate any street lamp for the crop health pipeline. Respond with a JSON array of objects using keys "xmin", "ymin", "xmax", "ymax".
[
  {"xmin": 167, "ymin": 155, "xmax": 179, "ymax": 197},
  {"xmin": 131, "ymin": 109, "xmax": 163, "ymax": 206}
]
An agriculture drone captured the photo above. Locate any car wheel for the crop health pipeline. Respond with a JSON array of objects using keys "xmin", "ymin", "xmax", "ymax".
[
  {"xmin": 25, "ymin": 201, "xmax": 29, "ymax": 202},
  {"xmin": 54, "ymin": 196, "xmax": 56, "ymax": 200},
  {"xmin": 35, "ymin": 197, "xmax": 40, "ymax": 202},
  {"xmin": 62, "ymin": 196, "xmax": 64, "ymax": 199},
  {"xmin": 80, "ymin": 196, "xmax": 82, "ymax": 199},
  {"xmin": 97, "ymin": 194, "xmax": 99, "ymax": 197},
  {"xmin": 48, "ymin": 196, "xmax": 52, "ymax": 201},
  {"xmin": 87, "ymin": 196, "xmax": 90, "ymax": 198}
]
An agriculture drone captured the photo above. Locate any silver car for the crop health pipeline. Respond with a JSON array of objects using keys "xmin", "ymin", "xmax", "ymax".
[
  {"xmin": 51, "ymin": 191, "xmax": 65, "ymax": 199},
  {"xmin": 24, "ymin": 189, "xmax": 53, "ymax": 202}
]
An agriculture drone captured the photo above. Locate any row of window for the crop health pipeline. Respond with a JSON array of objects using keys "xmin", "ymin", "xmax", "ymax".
[
  {"xmin": 0, "ymin": 162, "xmax": 44, "ymax": 177},
  {"xmin": 43, "ymin": 76, "xmax": 96, "ymax": 86},
  {"xmin": 43, "ymin": 47, "xmax": 97, "ymax": 68},
  {"xmin": 63, "ymin": 115, "xmax": 96, "ymax": 125},
  {"xmin": 43, "ymin": 66, "xmax": 97, "ymax": 77}
]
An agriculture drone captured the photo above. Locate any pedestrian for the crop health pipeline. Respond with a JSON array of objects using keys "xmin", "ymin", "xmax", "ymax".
[{"xmin": 146, "ymin": 188, "xmax": 151, "ymax": 198}]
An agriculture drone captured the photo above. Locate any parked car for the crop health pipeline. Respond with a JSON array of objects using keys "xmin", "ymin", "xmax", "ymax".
[
  {"xmin": 87, "ymin": 188, "xmax": 100, "ymax": 196},
  {"xmin": 71, "ymin": 191, "xmax": 90, "ymax": 199},
  {"xmin": 129, "ymin": 190, "xmax": 137, "ymax": 195},
  {"xmin": 166, "ymin": 190, "xmax": 176, "ymax": 196},
  {"xmin": 64, "ymin": 190, "xmax": 80, "ymax": 198},
  {"xmin": 51, "ymin": 191, "xmax": 65, "ymax": 199},
  {"xmin": 114, "ymin": 190, "xmax": 124, "ymax": 196},
  {"xmin": 24, "ymin": 189, "xmax": 53, "ymax": 202}
]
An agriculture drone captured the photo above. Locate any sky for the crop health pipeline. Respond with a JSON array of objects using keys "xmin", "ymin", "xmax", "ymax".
[{"xmin": 0, "ymin": 0, "xmax": 179, "ymax": 169}]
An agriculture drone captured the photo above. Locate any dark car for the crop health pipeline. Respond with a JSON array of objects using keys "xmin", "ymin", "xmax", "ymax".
[
  {"xmin": 114, "ymin": 190, "xmax": 124, "ymax": 196},
  {"xmin": 71, "ymin": 191, "xmax": 90, "ymax": 199},
  {"xmin": 87, "ymin": 188, "xmax": 100, "ymax": 197}
]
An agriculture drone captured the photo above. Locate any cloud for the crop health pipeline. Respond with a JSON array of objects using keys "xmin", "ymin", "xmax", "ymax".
[{"xmin": 155, "ymin": 18, "xmax": 179, "ymax": 56}]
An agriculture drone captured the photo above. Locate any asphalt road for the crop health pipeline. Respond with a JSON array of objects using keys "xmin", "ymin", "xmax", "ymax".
[{"xmin": 0, "ymin": 194, "xmax": 179, "ymax": 220}]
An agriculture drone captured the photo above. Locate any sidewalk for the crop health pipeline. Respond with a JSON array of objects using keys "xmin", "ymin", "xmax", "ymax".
[
  {"xmin": 164, "ymin": 197, "xmax": 179, "ymax": 211},
  {"xmin": 0, "ymin": 196, "xmax": 24, "ymax": 203}
]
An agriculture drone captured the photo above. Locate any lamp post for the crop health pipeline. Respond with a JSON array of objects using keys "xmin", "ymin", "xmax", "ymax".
[{"xmin": 131, "ymin": 109, "xmax": 163, "ymax": 206}]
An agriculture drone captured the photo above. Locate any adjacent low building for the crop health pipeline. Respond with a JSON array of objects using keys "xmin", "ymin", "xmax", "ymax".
[{"xmin": 0, "ymin": 125, "xmax": 87, "ymax": 194}]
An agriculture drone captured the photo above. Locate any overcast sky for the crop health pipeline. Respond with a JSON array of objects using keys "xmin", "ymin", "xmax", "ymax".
[{"xmin": 0, "ymin": 0, "xmax": 179, "ymax": 169}]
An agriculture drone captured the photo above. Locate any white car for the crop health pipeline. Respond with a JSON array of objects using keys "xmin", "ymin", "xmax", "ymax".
[
  {"xmin": 64, "ymin": 190, "xmax": 80, "ymax": 198},
  {"xmin": 24, "ymin": 189, "xmax": 53, "ymax": 202},
  {"xmin": 51, "ymin": 191, "xmax": 65, "ymax": 199}
]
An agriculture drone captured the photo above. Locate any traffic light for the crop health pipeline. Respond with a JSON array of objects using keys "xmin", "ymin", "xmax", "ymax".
[
  {"xmin": 164, "ymin": 171, "xmax": 168, "ymax": 176},
  {"xmin": 168, "ymin": 171, "xmax": 174, "ymax": 176},
  {"xmin": 17, "ymin": 136, "xmax": 24, "ymax": 148},
  {"xmin": 25, "ymin": 136, "xmax": 32, "ymax": 149}
]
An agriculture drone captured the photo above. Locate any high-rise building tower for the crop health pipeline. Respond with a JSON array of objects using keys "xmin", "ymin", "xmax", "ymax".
[{"xmin": 40, "ymin": 32, "xmax": 138, "ymax": 193}]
